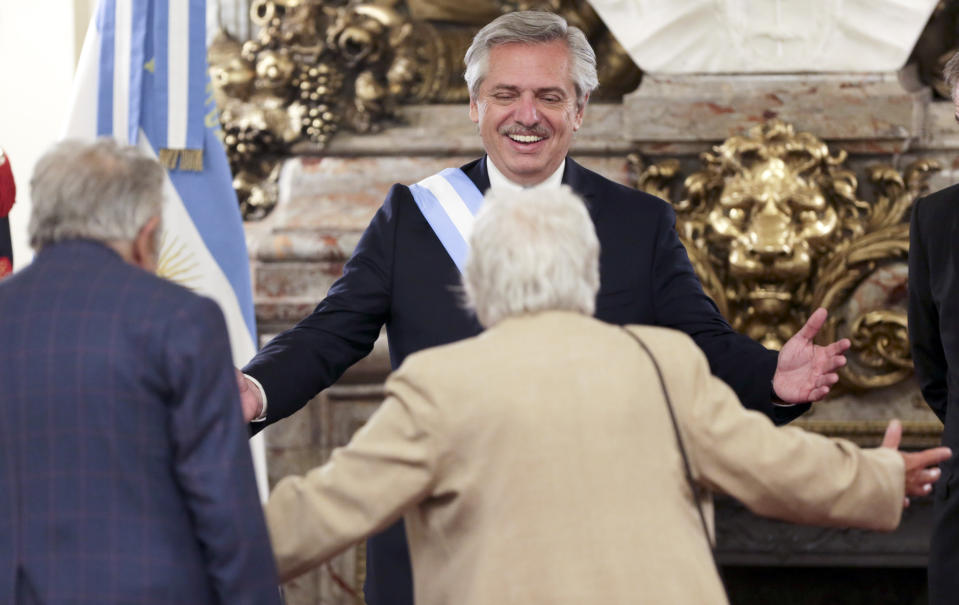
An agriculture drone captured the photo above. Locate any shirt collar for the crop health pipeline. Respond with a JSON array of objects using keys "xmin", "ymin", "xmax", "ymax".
[{"xmin": 486, "ymin": 156, "xmax": 565, "ymax": 192}]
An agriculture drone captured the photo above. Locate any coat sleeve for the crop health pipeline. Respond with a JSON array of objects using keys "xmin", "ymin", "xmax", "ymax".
[
  {"xmin": 642, "ymin": 328, "xmax": 905, "ymax": 531},
  {"xmin": 243, "ymin": 185, "xmax": 407, "ymax": 427},
  {"xmin": 265, "ymin": 364, "xmax": 442, "ymax": 582},
  {"xmin": 909, "ymin": 197, "xmax": 948, "ymax": 422},
  {"xmin": 647, "ymin": 203, "xmax": 807, "ymax": 424},
  {"xmin": 167, "ymin": 296, "xmax": 282, "ymax": 605}
]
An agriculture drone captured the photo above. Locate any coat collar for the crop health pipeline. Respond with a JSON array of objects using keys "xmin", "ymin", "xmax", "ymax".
[{"xmin": 460, "ymin": 155, "xmax": 601, "ymax": 222}]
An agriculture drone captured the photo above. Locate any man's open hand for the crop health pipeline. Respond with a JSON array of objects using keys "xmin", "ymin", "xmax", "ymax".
[{"xmin": 773, "ymin": 307, "xmax": 851, "ymax": 404}]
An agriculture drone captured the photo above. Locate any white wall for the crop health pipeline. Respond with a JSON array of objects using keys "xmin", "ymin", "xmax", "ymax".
[
  {"xmin": 0, "ymin": 0, "xmax": 237, "ymax": 271},
  {"xmin": 0, "ymin": 0, "xmax": 90, "ymax": 270}
]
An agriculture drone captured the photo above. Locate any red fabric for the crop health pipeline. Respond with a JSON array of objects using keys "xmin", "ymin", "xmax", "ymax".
[
  {"xmin": 0, "ymin": 150, "xmax": 15, "ymax": 218},
  {"xmin": 0, "ymin": 257, "xmax": 10, "ymax": 278}
]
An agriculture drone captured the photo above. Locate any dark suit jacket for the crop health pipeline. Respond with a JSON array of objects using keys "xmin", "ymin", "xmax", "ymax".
[
  {"xmin": 909, "ymin": 186, "xmax": 959, "ymax": 605},
  {"xmin": 0, "ymin": 240, "xmax": 281, "ymax": 605},
  {"xmin": 245, "ymin": 156, "xmax": 803, "ymax": 605}
]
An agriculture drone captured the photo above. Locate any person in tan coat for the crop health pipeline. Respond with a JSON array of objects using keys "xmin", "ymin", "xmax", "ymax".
[{"xmin": 265, "ymin": 186, "xmax": 951, "ymax": 605}]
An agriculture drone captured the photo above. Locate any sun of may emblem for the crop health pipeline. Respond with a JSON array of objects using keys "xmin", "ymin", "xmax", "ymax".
[{"xmin": 157, "ymin": 231, "xmax": 202, "ymax": 289}]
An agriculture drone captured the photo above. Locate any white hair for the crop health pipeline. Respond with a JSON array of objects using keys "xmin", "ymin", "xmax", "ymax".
[
  {"xmin": 29, "ymin": 138, "xmax": 164, "ymax": 250},
  {"xmin": 945, "ymin": 49, "xmax": 959, "ymax": 101},
  {"xmin": 463, "ymin": 185, "xmax": 600, "ymax": 327},
  {"xmin": 463, "ymin": 11, "xmax": 599, "ymax": 110}
]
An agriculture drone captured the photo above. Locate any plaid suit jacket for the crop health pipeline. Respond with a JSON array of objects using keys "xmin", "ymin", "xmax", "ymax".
[{"xmin": 0, "ymin": 240, "xmax": 280, "ymax": 604}]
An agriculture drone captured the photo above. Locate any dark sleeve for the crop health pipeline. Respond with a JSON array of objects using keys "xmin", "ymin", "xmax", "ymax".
[
  {"xmin": 167, "ymin": 297, "xmax": 282, "ymax": 605},
  {"xmin": 649, "ymin": 203, "xmax": 807, "ymax": 424},
  {"xmin": 243, "ymin": 186, "xmax": 403, "ymax": 426},
  {"xmin": 909, "ymin": 197, "xmax": 948, "ymax": 422}
]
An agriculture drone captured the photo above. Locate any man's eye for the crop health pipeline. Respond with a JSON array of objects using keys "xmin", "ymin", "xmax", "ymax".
[
  {"xmin": 493, "ymin": 93, "xmax": 515, "ymax": 101},
  {"xmin": 541, "ymin": 96, "xmax": 562, "ymax": 103}
]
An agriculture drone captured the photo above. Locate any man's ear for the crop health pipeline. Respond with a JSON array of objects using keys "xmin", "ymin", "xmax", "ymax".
[
  {"xmin": 469, "ymin": 97, "xmax": 480, "ymax": 124},
  {"xmin": 132, "ymin": 214, "xmax": 161, "ymax": 273},
  {"xmin": 572, "ymin": 93, "xmax": 588, "ymax": 131}
]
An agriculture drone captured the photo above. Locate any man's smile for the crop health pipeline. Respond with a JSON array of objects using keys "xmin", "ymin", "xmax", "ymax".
[{"xmin": 507, "ymin": 133, "xmax": 545, "ymax": 144}]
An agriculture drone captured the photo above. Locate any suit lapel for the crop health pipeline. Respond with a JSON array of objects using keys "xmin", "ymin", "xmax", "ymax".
[
  {"xmin": 562, "ymin": 157, "xmax": 602, "ymax": 224},
  {"xmin": 462, "ymin": 156, "xmax": 601, "ymax": 221},
  {"xmin": 461, "ymin": 156, "xmax": 491, "ymax": 193}
]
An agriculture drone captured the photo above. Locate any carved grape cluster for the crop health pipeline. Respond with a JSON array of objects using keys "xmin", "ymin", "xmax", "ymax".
[{"xmin": 291, "ymin": 63, "xmax": 345, "ymax": 145}]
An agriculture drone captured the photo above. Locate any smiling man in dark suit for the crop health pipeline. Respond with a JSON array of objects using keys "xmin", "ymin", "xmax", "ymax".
[
  {"xmin": 241, "ymin": 11, "xmax": 850, "ymax": 605},
  {"xmin": 910, "ymin": 50, "xmax": 959, "ymax": 605},
  {"xmin": 0, "ymin": 139, "xmax": 281, "ymax": 605}
]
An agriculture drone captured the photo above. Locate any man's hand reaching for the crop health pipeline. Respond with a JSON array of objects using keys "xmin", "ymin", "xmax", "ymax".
[
  {"xmin": 773, "ymin": 307, "xmax": 851, "ymax": 404},
  {"xmin": 882, "ymin": 418, "xmax": 952, "ymax": 507},
  {"xmin": 236, "ymin": 370, "xmax": 264, "ymax": 423}
]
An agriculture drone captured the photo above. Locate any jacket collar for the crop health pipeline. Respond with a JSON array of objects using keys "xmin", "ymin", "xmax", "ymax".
[{"xmin": 461, "ymin": 155, "xmax": 601, "ymax": 221}]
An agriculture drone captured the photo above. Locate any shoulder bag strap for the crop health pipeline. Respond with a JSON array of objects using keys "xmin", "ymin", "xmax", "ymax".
[{"xmin": 620, "ymin": 327, "xmax": 725, "ymax": 584}]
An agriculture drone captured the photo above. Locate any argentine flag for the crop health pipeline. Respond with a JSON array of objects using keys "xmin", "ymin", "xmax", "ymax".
[{"xmin": 64, "ymin": 0, "xmax": 268, "ymax": 500}]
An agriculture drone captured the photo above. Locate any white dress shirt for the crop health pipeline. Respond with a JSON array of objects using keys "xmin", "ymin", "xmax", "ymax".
[{"xmin": 486, "ymin": 156, "xmax": 565, "ymax": 191}]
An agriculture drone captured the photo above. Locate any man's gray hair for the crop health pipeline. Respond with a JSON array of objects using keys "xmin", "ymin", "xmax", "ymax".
[
  {"xmin": 945, "ymin": 50, "xmax": 959, "ymax": 101},
  {"xmin": 463, "ymin": 11, "xmax": 599, "ymax": 109},
  {"xmin": 463, "ymin": 185, "xmax": 600, "ymax": 327},
  {"xmin": 29, "ymin": 138, "xmax": 165, "ymax": 250}
]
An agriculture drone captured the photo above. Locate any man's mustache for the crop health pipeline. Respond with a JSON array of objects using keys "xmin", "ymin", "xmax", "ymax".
[{"xmin": 499, "ymin": 125, "xmax": 550, "ymax": 138}]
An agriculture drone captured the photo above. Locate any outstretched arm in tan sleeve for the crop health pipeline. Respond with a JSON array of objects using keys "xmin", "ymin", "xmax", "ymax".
[
  {"xmin": 265, "ymin": 369, "xmax": 444, "ymax": 582},
  {"xmin": 649, "ymin": 330, "xmax": 948, "ymax": 531}
]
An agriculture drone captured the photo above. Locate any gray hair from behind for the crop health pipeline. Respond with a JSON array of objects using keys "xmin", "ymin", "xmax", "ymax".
[
  {"xmin": 463, "ymin": 185, "xmax": 600, "ymax": 328},
  {"xmin": 29, "ymin": 138, "xmax": 165, "ymax": 251},
  {"xmin": 945, "ymin": 50, "xmax": 959, "ymax": 101},
  {"xmin": 463, "ymin": 11, "xmax": 599, "ymax": 110}
]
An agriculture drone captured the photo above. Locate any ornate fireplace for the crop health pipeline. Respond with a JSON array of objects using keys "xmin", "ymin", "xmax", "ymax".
[{"xmin": 218, "ymin": 1, "xmax": 959, "ymax": 602}]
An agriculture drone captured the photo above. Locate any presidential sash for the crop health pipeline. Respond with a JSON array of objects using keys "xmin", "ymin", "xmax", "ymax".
[{"xmin": 408, "ymin": 168, "xmax": 485, "ymax": 273}]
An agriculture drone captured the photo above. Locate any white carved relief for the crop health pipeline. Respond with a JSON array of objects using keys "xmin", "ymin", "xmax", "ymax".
[{"xmin": 589, "ymin": 0, "xmax": 938, "ymax": 73}]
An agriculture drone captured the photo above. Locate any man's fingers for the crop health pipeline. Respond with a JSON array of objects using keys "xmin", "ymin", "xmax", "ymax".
[
  {"xmin": 234, "ymin": 370, "xmax": 263, "ymax": 422},
  {"xmin": 797, "ymin": 307, "xmax": 828, "ymax": 340},
  {"xmin": 901, "ymin": 446, "xmax": 952, "ymax": 498},
  {"xmin": 825, "ymin": 354, "xmax": 848, "ymax": 371},
  {"xmin": 816, "ymin": 373, "xmax": 839, "ymax": 388},
  {"xmin": 826, "ymin": 338, "xmax": 851, "ymax": 356},
  {"xmin": 909, "ymin": 446, "xmax": 953, "ymax": 469},
  {"xmin": 815, "ymin": 353, "xmax": 847, "ymax": 375},
  {"xmin": 881, "ymin": 419, "xmax": 902, "ymax": 450},
  {"xmin": 808, "ymin": 386, "xmax": 830, "ymax": 402},
  {"xmin": 906, "ymin": 475, "xmax": 937, "ymax": 497}
]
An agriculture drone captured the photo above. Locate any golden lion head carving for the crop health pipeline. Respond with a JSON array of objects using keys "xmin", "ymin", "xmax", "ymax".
[{"xmin": 633, "ymin": 120, "xmax": 939, "ymax": 390}]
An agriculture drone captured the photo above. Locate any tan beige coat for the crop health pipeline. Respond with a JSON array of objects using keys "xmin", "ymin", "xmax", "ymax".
[{"xmin": 266, "ymin": 311, "xmax": 904, "ymax": 605}]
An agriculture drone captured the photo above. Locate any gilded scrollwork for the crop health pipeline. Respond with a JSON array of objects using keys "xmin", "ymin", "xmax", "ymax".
[
  {"xmin": 210, "ymin": 1, "xmax": 640, "ymax": 218},
  {"xmin": 630, "ymin": 120, "xmax": 939, "ymax": 391}
]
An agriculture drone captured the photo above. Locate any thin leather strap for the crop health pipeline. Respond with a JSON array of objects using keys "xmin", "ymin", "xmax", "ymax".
[{"xmin": 620, "ymin": 327, "xmax": 725, "ymax": 584}]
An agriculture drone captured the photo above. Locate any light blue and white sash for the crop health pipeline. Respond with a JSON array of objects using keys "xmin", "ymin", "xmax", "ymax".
[{"xmin": 409, "ymin": 168, "xmax": 485, "ymax": 273}]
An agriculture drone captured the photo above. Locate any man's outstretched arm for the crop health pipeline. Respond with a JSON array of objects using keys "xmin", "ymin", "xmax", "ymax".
[{"xmin": 242, "ymin": 187, "xmax": 407, "ymax": 427}]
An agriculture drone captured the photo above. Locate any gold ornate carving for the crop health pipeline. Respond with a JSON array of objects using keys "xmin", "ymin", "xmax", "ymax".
[
  {"xmin": 630, "ymin": 120, "xmax": 940, "ymax": 391},
  {"xmin": 210, "ymin": 2, "xmax": 640, "ymax": 218},
  {"xmin": 793, "ymin": 419, "xmax": 943, "ymax": 449}
]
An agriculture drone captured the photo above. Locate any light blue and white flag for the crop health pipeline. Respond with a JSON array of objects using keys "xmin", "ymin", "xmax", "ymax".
[{"xmin": 64, "ymin": 0, "xmax": 268, "ymax": 500}]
